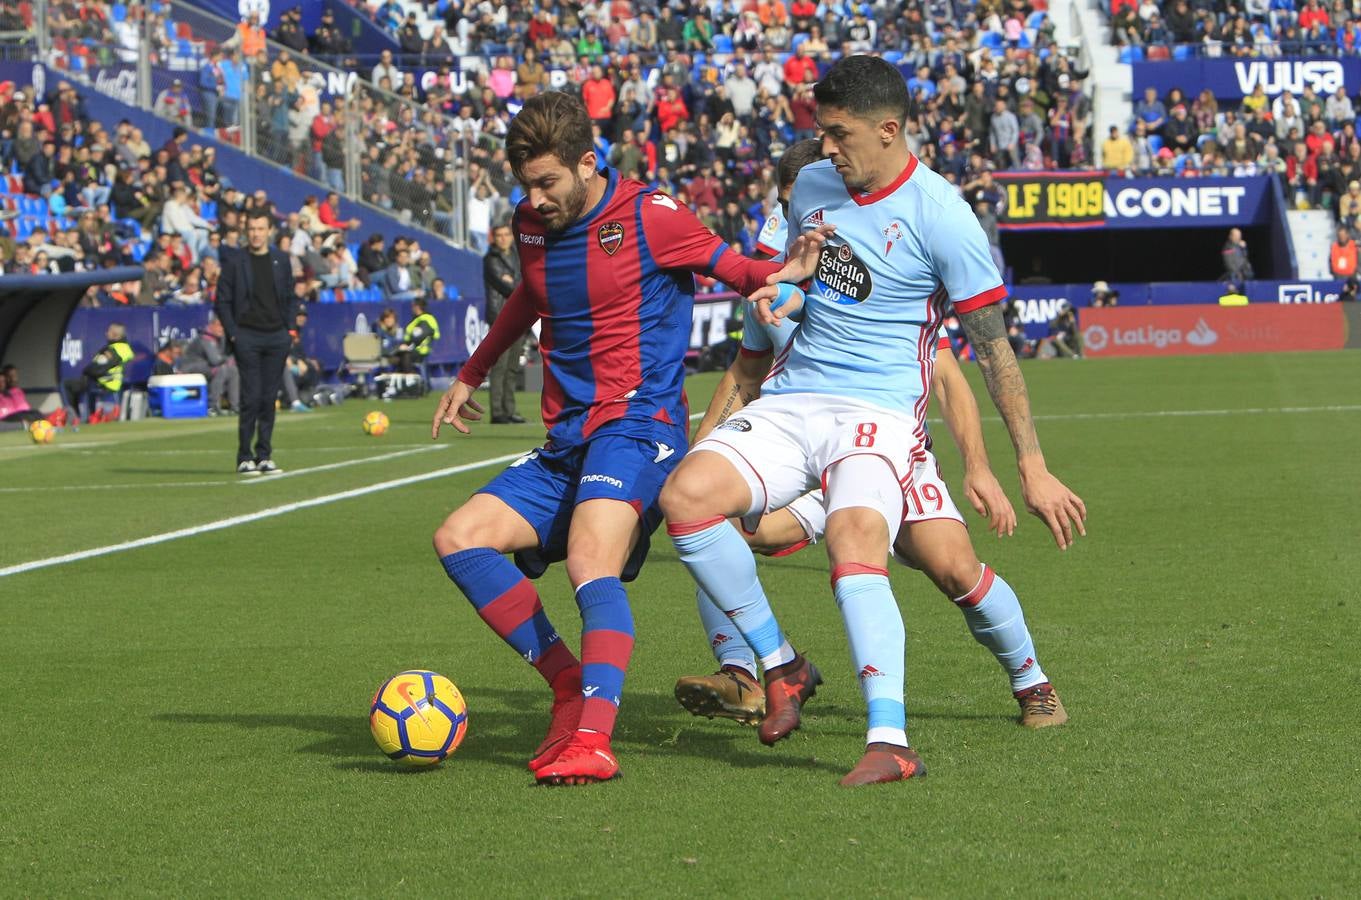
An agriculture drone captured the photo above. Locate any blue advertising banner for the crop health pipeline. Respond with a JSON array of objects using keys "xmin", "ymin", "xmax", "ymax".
[
  {"xmin": 1103, "ymin": 176, "xmax": 1273, "ymax": 229},
  {"xmin": 1132, "ymin": 58, "xmax": 1361, "ymax": 101},
  {"xmin": 1006, "ymin": 280, "xmax": 1347, "ymax": 339},
  {"xmin": 997, "ymin": 176, "xmax": 1275, "ymax": 231},
  {"xmin": 60, "ymin": 299, "xmax": 485, "ymax": 385}
]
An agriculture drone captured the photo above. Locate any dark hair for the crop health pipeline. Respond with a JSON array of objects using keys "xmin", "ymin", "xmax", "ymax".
[
  {"xmin": 813, "ymin": 55, "xmax": 909, "ymax": 125},
  {"xmin": 245, "ymin": 208, "xmax": 272, "ymax": 224},
  {"xmin": 777, "ymin": 139, "xmax": 823, "ymax": 191},
  {"xmin": 505, "ymin": 91, "xmax": 594, "ymax": 180}
]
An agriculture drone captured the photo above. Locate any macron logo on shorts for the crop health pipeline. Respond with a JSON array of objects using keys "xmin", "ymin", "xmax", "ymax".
[
  {"xmin": 580, "ymin": 474, "xmax": 624, "ymax": 489},
  {"xmin": 654, "ymin": 442, "xmax": 675, "ymax": 463}
]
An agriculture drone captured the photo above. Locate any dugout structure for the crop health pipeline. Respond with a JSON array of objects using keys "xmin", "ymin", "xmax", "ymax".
[{"xmin": 0, "ymin": 267, "xmax": 144, "ymax": 408}]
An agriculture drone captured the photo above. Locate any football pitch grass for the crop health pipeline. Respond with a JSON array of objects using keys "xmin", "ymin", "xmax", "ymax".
[{"xmin": 2, "ymin": 352, "xmax": 1358, "ymax": 896}]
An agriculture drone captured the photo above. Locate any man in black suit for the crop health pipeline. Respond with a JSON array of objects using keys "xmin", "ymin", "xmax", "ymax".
[{"xmin": 215, "ymin": 209, "xmax": 295, "ymax": 475}]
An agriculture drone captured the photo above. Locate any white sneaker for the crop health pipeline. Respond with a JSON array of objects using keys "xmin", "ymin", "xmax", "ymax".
[
  {"xmin": 236, "ymin": 460, "xmax": 260, "ymax": 475},
  {"xmin": 256, "ymin": 459, "xmax": 283, "ymax": 475}
]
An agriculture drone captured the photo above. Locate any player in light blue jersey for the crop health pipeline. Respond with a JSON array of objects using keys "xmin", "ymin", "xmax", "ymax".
[
  {"xmin": 677, "ymin": 141, "xmax": 1059, "ymax": 731},
  {"xmin": 663, "ymin": 56, "xmax": 1085, "ymax": 786}
]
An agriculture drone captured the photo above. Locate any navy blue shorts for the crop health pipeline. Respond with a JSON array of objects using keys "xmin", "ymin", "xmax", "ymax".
[{"xmin": 479, "ymin": 418, "xmax": 688, "ymax": 583}]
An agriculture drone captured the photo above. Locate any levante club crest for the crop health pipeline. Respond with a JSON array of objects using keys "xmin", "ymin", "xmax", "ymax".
[{"xmin": 598, "ymin": 221, "xmax": 625, "ymax": 256}]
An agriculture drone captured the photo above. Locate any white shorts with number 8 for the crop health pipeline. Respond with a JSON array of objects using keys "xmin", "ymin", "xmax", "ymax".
[{"xmin": 693, "ymin": 392, "xmax": 934, "ymax": 539}]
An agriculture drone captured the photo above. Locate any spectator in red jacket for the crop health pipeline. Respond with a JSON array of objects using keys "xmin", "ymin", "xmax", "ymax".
[
  {"xmin": 783, "ymin": 44, "xmax": 818, "ymax": 86},
  {"xmin": 1299, "ymin": 0, "xmax": 1329, "ymax": 31},
  {"xmin": 582, "ymin": 66, "xmax": 617, "ymax": 134},
  {"xmin": 791, "ymin": 82, "xmax": 817, "ymax": 140},
  {"xmin": 655, "ymin": 87, "xmax": 688, "ymax": 134},
  {"xmin": 1286, "ymin": 143, "xmax": 1319, "ymax": 206},
  {"xmin": 319, "ymin": 191, "xmax": 361, "ymax": 232},
  {"xmin": 528, "ymin": 9, "xmax": 556, "ymax": 46},
  {"xmin": 686, "ymin": 168, "xmax": 723, "ymax": 211}
]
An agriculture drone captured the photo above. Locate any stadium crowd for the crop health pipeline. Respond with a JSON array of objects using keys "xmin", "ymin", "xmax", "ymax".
[
  {"xmin": 34, "ymin": 0, "xmax": 1107, "ymax": 253},
  {"xmin": 0, "ymin": 70, "xmax": 457, "ymax": 307},
  {"xmin": 315, "ymin": 0, "xmax": 1095, "ymax": 252},
  {"xmin": 1108, "ymin": 0, "xmax": 1361, "ymax": 58}
]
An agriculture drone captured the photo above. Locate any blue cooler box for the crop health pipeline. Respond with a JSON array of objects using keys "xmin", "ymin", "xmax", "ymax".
[{"xmin": 147, "ymin": 374, "xmax": 209, "ymax": 418}]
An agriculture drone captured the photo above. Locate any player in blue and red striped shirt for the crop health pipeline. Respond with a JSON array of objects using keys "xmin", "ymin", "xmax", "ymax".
[{"xmin": 430, "ymin": 92, "xmax": 822, "ymax": 786}]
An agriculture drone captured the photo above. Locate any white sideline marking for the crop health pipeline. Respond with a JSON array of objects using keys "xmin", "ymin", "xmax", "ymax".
[
  {"xmin": 237, "ymin": 445, "xmax": 442, "ymax": 484},
  {"xmin": 0, "ymin": 450, "xmax": 528, "ymax": 579},
  {"xmin": 0, "ymin": 480, "xmax": 235, "ymax": 492},
  {"xmin": 79, "ymin": 444, "xmax": 434, "ymax": 456},
  {"xmin": 0, "ymin": 446, "xmax": 447, "ymax": 493}
]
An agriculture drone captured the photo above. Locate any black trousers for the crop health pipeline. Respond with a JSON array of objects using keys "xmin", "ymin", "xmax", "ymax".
[{"xmin": 234, "ymin": 327, "xmax": 291, "ymax": 463}]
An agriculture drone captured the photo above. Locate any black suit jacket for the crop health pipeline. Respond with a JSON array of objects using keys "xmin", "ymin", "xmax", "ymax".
[{"xmin": 214, "ymin": 246, "xmax": 295, "ymax": 341}]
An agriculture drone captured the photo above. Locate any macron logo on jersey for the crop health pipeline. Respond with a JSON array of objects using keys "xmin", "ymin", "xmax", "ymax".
[
  {"xmin": 520, "ymin": 233, "xmax": 544, "ymax": 246},
  {"xmin": 654, "ymin": 442, "xmax": 675, "ymax": 463}
]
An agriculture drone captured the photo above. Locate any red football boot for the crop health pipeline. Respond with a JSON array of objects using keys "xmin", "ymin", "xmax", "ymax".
[
  {"xmin": 839, "ymin": 743, "xmax": 927, "ymax": 787},
  {"xmin": 535, "ymin": 731, "xmax": 620, "ymax": 786},
  {"xmin": 758, "ymin": 655, "xmax": 822, "ymax": 746},
  {"xmin": 528, "ymin": 669, "xmax": 582, "ymax": 767}
]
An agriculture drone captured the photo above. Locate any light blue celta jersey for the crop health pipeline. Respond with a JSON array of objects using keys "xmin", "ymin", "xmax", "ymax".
[
  {"xmin": 764, "ymin": 157, "xmax": 1005, "ymax": 419},
  {"xmin": 741, "ymin": 309, "xmax": 949, "ymax": 373}
]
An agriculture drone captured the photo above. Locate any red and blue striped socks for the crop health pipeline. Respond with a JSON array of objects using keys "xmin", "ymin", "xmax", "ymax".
[
  {"xmin": 574, "ymin": 577, "xmax": 635, "ymax": 736},
  {"xmin": 441, "ymin": 548, "xmax": 579, "ymax": 691}
]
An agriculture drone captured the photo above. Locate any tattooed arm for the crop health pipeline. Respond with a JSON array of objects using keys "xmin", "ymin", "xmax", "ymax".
[
  {"xmin": 957, "ymin": 302, "xmax": 1088, "ymax": 549},
  {"xmin": 693, "ymin": 348, "xmax": 772, "ymax": 442}
]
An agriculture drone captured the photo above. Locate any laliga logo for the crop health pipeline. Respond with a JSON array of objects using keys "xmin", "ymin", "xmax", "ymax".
[
  {"xmin": 1086, "ymin": 319, "xmax": 1219, "ymax": 350},
  {"xmin": 464, "ymin": 305, "xmax": 487, "ymax": 356},
  {"xmin": 1083, "ymin": 325, "xmax": 1108, "ymax": 352}
]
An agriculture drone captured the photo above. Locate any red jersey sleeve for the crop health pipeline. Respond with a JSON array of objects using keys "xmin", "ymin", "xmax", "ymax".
[
  {"xmin": 640, "ymin": 193, "xmax": 782, "ymax": 296},
  {"xmin": 457, "ymin": 285, "xmax": 539, "ymax": 388}
]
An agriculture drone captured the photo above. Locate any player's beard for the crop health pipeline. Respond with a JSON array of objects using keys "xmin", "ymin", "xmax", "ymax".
[{"xmin": 539, "ymin": 175, "xmax": 589, "ymax": 232}]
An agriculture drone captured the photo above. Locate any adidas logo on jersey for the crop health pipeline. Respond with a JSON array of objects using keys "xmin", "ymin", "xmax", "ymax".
[{"xmin": 802, "ymin": 208, "xmax": 824, "ymax": 227}]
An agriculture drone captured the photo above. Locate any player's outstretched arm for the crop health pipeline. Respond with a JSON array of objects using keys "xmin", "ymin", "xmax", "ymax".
[
  {"xmin": 693, "ymin": 349, "xmax": 772, "ymax": 442},
  {"xmin": 956, "ymin": 303, "xmax": 1087, "ymax": 549},
  {"xmin": 931, "ymin": 346, "xmax": 1016, "ymax": 538}
]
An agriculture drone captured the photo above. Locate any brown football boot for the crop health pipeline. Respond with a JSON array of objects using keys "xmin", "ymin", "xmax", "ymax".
[
  {"xmin": 674, "ymin": 666, "xmax": 765, "ymax": 725},
  {"xmin": 1015, "ymin": 682, "xmax": 1069, "ymax": 729}
]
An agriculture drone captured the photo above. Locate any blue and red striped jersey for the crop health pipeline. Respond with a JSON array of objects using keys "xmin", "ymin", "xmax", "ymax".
[{"xmin": 460, "ymin": 168, "xmax": 780, "ymax": 444}]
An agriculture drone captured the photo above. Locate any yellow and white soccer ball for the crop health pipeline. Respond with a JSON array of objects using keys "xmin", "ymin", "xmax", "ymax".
[
  {"xmin": 29, "ymin": 420, "xmax": 55, "ymax": 444},
  {"xmin": 369, "ymin": 670, "xmax": 468, "ymax": 766},
  {"xmin": 362, "ymin": 410, "xmax": 390, "ymax": 436}
]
